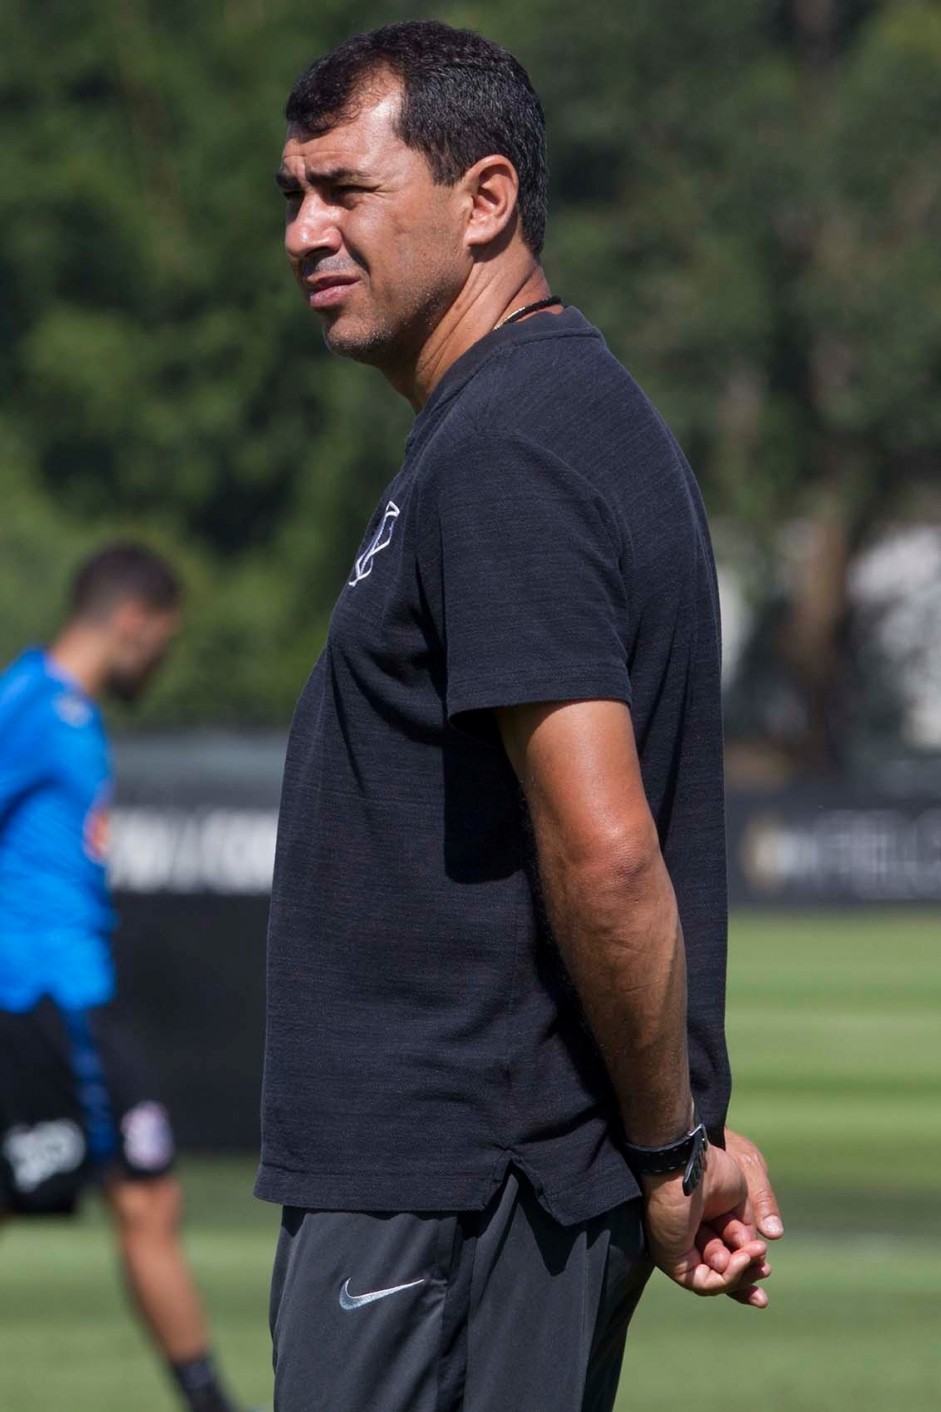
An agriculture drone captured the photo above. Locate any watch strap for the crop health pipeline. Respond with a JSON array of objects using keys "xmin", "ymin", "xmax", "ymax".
[{"xmin": 623, "ymin": 1115, "xmax": 709, "ymax": 1196}]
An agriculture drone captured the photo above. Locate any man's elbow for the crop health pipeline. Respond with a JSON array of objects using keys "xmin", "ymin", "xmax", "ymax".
[{"xmin": 563, "ymin": 816, "xmax": 664, "ymax": 894}]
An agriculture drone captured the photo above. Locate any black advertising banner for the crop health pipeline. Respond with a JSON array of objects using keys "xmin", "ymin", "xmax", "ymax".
[
  {"xmin": 727, "ymin": 789, "xmax": 941, "ymax": 907},
  {"xmin": 111, "ymin": 734, "xmax": 283, "ymax": 1153},
  {"xmin": 109, "ymin": 736, "xmax": 940, "ymax": 1151}
]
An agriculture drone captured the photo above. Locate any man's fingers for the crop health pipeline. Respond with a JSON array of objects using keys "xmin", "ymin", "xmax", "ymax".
[
  {"xmin": 710, "ymin": 1210, "xmax": 766, "ymax": 1254},
  {"xmin": 670, "ymin": 1245, "xmax": 757, "ymax": 1297},
  {"xmin": 696, "ymin": 1219, "xmax": 768, "ymax": 1275},
  {"xmin": 745, "ymin": 1157, "xmax": 784, "ymax": 1237},
  {"xmin": 726, "ymin": 1251, "xmax": 773, "ymax": 1307},
  {"xmin": 696, "ymin": 1223, "xmax": 730, "ymax": 1272},
  {"xmin": 727, "ymin": 1281, "xmax": 769, "ymax": 1309},
  {"xmin": 755, "ymin": 1198, "xmax": 784, "ymax": 1239}
]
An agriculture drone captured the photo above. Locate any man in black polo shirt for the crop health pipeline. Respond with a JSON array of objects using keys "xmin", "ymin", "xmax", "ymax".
[{"xmin": 258, "ymin": 20, "xmax": 783, "ymax": 1411}]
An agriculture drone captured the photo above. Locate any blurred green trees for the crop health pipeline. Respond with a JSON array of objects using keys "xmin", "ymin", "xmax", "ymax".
[{"xmin": 1, "ymin": 1, "xmax": 939, "ymax": 765}]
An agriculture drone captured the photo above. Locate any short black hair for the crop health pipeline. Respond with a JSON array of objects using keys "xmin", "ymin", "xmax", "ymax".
[
  {"xmin": 70, "ymin": 542, "xmax": 181, "ymax": 620},
  {"xmin": 285, "ymin": 20, "xmax": 549, "ymax": 256}
]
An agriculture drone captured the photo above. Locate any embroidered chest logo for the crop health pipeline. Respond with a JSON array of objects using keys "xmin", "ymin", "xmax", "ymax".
[{"xmin": 348, "ymin": 501, "xmax": 400, "ymax": 587}]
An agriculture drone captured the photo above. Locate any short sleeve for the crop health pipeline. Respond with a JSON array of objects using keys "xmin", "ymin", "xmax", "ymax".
[{"xmin": 423, "ymin": 428, "xmax": 632, "ymax": 736}]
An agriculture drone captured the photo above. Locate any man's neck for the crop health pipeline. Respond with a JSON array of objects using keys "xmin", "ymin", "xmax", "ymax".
[
  {"xmin": 47, "ymin": 624, "xmax": 106, "ymax": 700},
  {"xmin": 387, "ymin": 265, "xmax": 558, "ymax": 411}
]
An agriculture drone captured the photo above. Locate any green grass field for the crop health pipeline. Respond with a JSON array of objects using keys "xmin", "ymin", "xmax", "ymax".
[{"xmin": 1, "ymin": 912, "xmax": 939, "ymax": 1410}]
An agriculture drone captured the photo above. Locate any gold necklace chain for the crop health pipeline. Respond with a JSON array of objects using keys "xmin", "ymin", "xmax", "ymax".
[{"xmin": 493, "ymin": 296, "xmax": 563, "ymax": 331}]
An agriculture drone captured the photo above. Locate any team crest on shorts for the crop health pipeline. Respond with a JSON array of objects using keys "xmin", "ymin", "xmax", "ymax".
[
  {"xmin": 2, "ymin": 1120, "xmax": 86, "ymax": 1193},
  {"xmin": 121, "ymin": 1101, "xmax": 175, "ymax": 1171}
]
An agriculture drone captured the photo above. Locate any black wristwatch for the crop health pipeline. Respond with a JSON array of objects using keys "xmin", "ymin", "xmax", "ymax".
[{"xmin": 623, "ymin": 1113, "xmax": 709, "ymax": 1196}]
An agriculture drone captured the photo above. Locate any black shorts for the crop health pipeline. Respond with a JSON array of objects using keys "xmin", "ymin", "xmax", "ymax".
[{"xmin": 0, "ymin": 996, "xmax": 176, "ymax": 1215}]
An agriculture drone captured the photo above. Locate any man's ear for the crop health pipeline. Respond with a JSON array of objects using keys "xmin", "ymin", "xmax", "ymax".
[{"xmin": 461, "ymin": 154, "xmax": 520, "ymax": 250}]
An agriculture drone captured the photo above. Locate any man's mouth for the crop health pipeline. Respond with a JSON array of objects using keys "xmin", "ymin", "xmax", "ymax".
[{"xmin": 304, "ymin": 274, "xmax": 359, "ymax": 310}]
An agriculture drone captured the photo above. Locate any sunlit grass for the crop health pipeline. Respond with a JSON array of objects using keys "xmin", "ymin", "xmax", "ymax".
[{"xmin": 1, "ymin": 912, "xmax": 938, "ymax": 1410}]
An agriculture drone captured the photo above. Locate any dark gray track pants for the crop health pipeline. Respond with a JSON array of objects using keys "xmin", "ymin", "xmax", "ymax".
[{"xmin": 269, "ymin": 1168, "xmax": 652, "ymax": 1412}]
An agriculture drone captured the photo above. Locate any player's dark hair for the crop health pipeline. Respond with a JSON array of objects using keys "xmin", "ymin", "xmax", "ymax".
[
  {"xmin": 70, "ymin": 542, "xmax": 181, "ymax": 620},
  {"xmin": 285, "ymin": 20, "xmax": 549, "ymax": 256}
]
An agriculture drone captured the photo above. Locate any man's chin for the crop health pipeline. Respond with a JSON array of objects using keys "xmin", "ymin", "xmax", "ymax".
[{"xmin": 321, "ymin": 318, "xmax": 391, "ymax": 367}]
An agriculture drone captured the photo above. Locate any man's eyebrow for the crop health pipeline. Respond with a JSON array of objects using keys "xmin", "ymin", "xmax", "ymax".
[{"xmin": 275, "ymin": 165, "xmax": 372, "ymax": 191}]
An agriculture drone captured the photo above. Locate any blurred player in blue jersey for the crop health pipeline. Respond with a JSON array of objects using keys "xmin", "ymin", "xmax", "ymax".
[{"xmin": 0, "ymin": 543, "xmax": 250, "ymax": 1412}]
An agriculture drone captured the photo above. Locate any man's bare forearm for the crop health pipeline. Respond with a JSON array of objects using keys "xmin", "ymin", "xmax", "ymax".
[
  {"xmin": 496, "ymin": 699, "xmax": 695, "ymax": 1148},
  {"xmin": 532, "ymin": 825, "xmax": 693, "ymax": 1147}
]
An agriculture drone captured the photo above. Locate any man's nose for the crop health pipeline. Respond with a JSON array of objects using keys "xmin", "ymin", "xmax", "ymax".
[{"xmin": 285, "ymin": 192, "xmax": 342, "ymax": 261}]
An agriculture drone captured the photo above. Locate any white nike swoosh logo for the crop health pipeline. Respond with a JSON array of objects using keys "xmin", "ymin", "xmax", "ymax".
[{"xmin": 338, "ymin": 1276, "xmax": 426, "ymax": 1311}]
